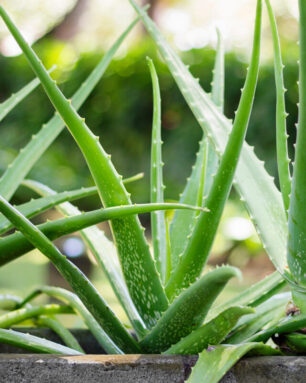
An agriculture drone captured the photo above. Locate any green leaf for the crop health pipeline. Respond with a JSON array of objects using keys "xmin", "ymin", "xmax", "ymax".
[
  {"xmin": 288, "ymin": 0, "xmax": 306, "ymax": 287},
  {"xmin": 0, "ymin": 66, "xmax": 55, "ymax": 122},
  {"xmin": 0, "ymin": 304, "xmax": 73, "ymax": 328},
  {"xmin": 129, "ymin": 0, "xmax": 288, "ymax": 278},
  {"xmin": 264, "ymin": 0, "xmax": 291, "ymax": 212},
  {"xmin": 36, "ymin": 316, "xmax": 84, "ymax": 353},
  {"xmin": 0, "ymin": 200, "xmax": 202, "ymax": 268},
  {"xmin": 169, "ymin": 30, "xmax": 223, "ymax": 271},
  {"xmin": 0, "ymin": 16, "xmax": 139, "ymax": 200},
  {"xmin": 165, "ymin": 0, "xmax": 263, "ymax": 299},
  {"xmin": 0, "ymin": 186, "xmax": 96, "ymax": 235},
  {"xmin": 186, "ymin": 343, "xmax": 281, "ymax": 383},
  {"xmin": 23, "ymin": 179, "xmax": 147, "ymax": 339},
  {"xmin": 0, "ymin": 194, "xmax": 139, "ymax": 353},
  {"xmin": 147, "ymin": 57, "xmax": 168, "ymax": 284},
  {"xmin": 0, "ymin": 328, "xmax": 83, "ymax": 355},
  {"xmin": 164, "ymin": 306, "xmax": 254, "ymax": 355},
  {"xmin": 140, "ymin": 266, "xmax": 240, "ymax": 353},
  {"xmin": 0, "ymin": 173, "xmax": 143, "ymax": 236},
  {"xmin": 207, "ymin": 271, "xmax": 286, "ymax": 321},
  {"xmin": 226, "ymin": 292, "xmax": 289, "ymax": 344},
  {"xmin": 249, "ymin": 313, "xmax": 306, "ymax": 343},
  {"xmin": 0, "ymin": 5, "xmax": 168, "ymax": 329},
  {"xmin": 20, "ymin": 286, "xmax": 124, "ymax": 354}
]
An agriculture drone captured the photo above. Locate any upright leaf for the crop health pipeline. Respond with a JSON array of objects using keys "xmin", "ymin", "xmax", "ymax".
[
  {"xmin": 148, "ymin": 57, "xmax": 168, "ymax": 284},
  {"xmin": 0, "ymin": 16, "xmax": 139, "ymax": 200},
  {"xmin": 166, "ymin": 0, "xmax": 263, "ymax": 299},
  {"xmin": 129, "ymin": 0, "xmax": 288, "ymax": 278},
  {"xmin": 265, "ymin": 0, "xmax": 291, "ymax": 212},
  {"xmin": 0, "ymin": 5, "xmax": 168, "ymax": 328},
  {"xmin": 169, "ymin": 31, "xmax": 223, "ymax": 271},
  {"xmin": 288, "ymin": 0, "xmax": 306, "ymax": 288}
]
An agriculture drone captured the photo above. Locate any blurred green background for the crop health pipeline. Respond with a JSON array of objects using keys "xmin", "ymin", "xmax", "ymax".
[{"xmin": 0, "ymin": 0, "xmax": 297, "ymax": 323}]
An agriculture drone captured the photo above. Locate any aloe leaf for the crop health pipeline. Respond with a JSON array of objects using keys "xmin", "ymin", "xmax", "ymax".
[
  {"xmin": 147, "ymin": 57, "xmax": 169, "ymax": 284},
  {"xmin": 36, "ymin": 316, "xmax": 84, "ymax": 353},
  {"xmin": 0, "ymin": 186, "xmax": 96, "ymax": 235},
  {"xmin": 0, "ymin": 5, "xmax": 169, "ymax": 329},
  {"xmin": 129, "ymin": 0, "xmax": 288, "ymax": 277},
  {"xmin": 0, "ymin": 304, "xmax": 73, "ymax": 329},
  {"xmin": 0, "ymin": 201, "xmax": 202, "ymax": 267},
  {"xmin": 164, "ymin": 306, "xmax": 254, "ymax": 355},
  {"xmin": 169, "ymin": 31, "xmax": 223, "ymax": 270},
  {"xmin": 0, "ymin": 174, "xmax": 143, "ymax": 236},
  {"xmin": 140, "ymin": 266, "xmax": 240, "ymax": 353},
  {"xmin": 165, "ymin": 0, "xmax": 262, "ymax": 299},
  {"xmin": 226, "ymin": 293, "xmax": 289, "ymax": 344},
  {"xmin": 20, "ymin": 286, "xmax": 123, "ymax": 354},
  {"xmin": 186, "ymin": 343, "xmax": 281, "ymax": 383},
  {"xmin": 287, "ymin": 0, "xmax": 306, "ymax": 288},
  {"xmin": 249, "ymin": 313, "xmax": 306, "ymax": 343},
  {"xmin": 0, "ymin": 294, "xmax": 22, "ymax": 310},
  {"xmin": 22, "ymin": 179, "xmax": 147, "ymax": 339},
  {"xmin": 0, "ymin": 195, "xmax": 139, "ymax": 353},
  {"xmin": 0, "ymin": 328, "xmax": 83, "ymax": 355},
  {"xmin": 0, "ymin": 67, "xmax": 55, "ymax": 122},
  {"xmin": 284, "ymin": 332, "xmax": 306, "ymax": 353},
  {"xmin": 207, "ymin": 271, "xmax": 286, "ymax": 321},
  {"xmin": 264, "ymin": 0, "xmax": 291, "ymax": 212},
  {"xmin": 0, "ymin": 16, "xmax": 139, "ymax": 200}
]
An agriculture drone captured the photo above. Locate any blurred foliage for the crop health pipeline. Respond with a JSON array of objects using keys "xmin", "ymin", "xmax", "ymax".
[{"xmin": 0, "ymin": 37, "xmax": 299, "ymax": 210}]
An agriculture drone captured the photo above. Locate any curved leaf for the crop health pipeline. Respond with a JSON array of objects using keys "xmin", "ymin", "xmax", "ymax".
[
  {"xmin": 140, "ymin": 266, "xmax": 240, "ymax": 353},
  {"xmin": 164, "ymin": 306, "xmax": 254, "ymax": 355}
]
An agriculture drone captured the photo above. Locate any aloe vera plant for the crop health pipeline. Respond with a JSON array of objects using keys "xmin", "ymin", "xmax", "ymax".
[{"xmin": 0, "ymin": 0, "xmax": 305, "ymax": 382}]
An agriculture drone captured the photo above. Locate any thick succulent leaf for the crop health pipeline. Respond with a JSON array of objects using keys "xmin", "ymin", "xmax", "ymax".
[
  {"xmin": 169, "ymin": 31, "xmax": 223, "ymax": 270},
  {"xmin": 148, "ymin": 57, "xmax": 168, "ymax": 283},
  {"xmin": 0, "ymin": 294, "xmax": 22, "ymax": 310},
  {"xmin": 0, "ymin": 304, "xmax": 73, "ymax": 328},
  {"xmin": 0, "ymin": 328, "xmax": 83, "ymax": 355},
  {"xmin": 165, "ymin": 0, "xmax": 262, "ymax": 299},
  {"xmin": 164, "ymin": 306, "xmax": 254, "ymax": 355},
  {"xmin": 249, "ymin": 313, "xmax": 306, "ymax": 343},
  {"xmin": 36, "ymin": 316, "xmax": 84, "ymax": 353},
  {"xmin": 0, "ymin": 67, "xmax": 55, "ymax": 122},
  {"xmin": 23, "ymin": 179, "xmax": 147, "ymax": 339},
  {"xmin": 186, "ymin": 343, "xmax": 281, "ymax": 383},
  {"xmin": 0, "ymin": 6, "xmax": 169, "ymax": 328},
  {"xmin": 0, "ymin": 16, "xmax": 139, "ymax": 200},
  {"xmin": 140, "ymin": 266, "xmax": 240, "ymax": 353},
  {"xmin": 288, "ymin": 0, "xmax": 306, "ymax": 287},
  {"xmin": 207, "ymin": 271, "xmax": 286, "ymax": 321},
  {"xmin": 0, "ymin": 200, "xmax": 202, "ymax": 267},
  {"xmin": 169, "ymin": 138, "xmax": 206, "ymax": 270},
  {"xmin": 226, "ymin": 292, "xmax": 289, "ymax": 344},
  {"xmin": 129, "ymin": 0, "xmax": 288, "ymax": 277},
  {"xmin": 264, "ymin": 0, "xmax": 291, "ymax": 212},
  {"xmin": 284, "ymin": 332, "xmax": 306, "ymax": 353},
  {"xmin": 0, "ymin": 195, "xmax": 139, "ymax": 353},
  {"xmin": 0, "ymin": 186, "xmax": 96, "ymax": 235},
  {"xmin": 0, "ymin": 173, "xmax": 143, "ymax": 235},
  {"xmin": 21, "ymin": 286, "xmax": 123, "ymax": 354}
]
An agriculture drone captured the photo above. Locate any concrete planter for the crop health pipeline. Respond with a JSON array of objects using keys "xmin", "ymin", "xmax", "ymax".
[{"xmin": 0, "ymin": 329, "xmax": 305, "ymax": 383}]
